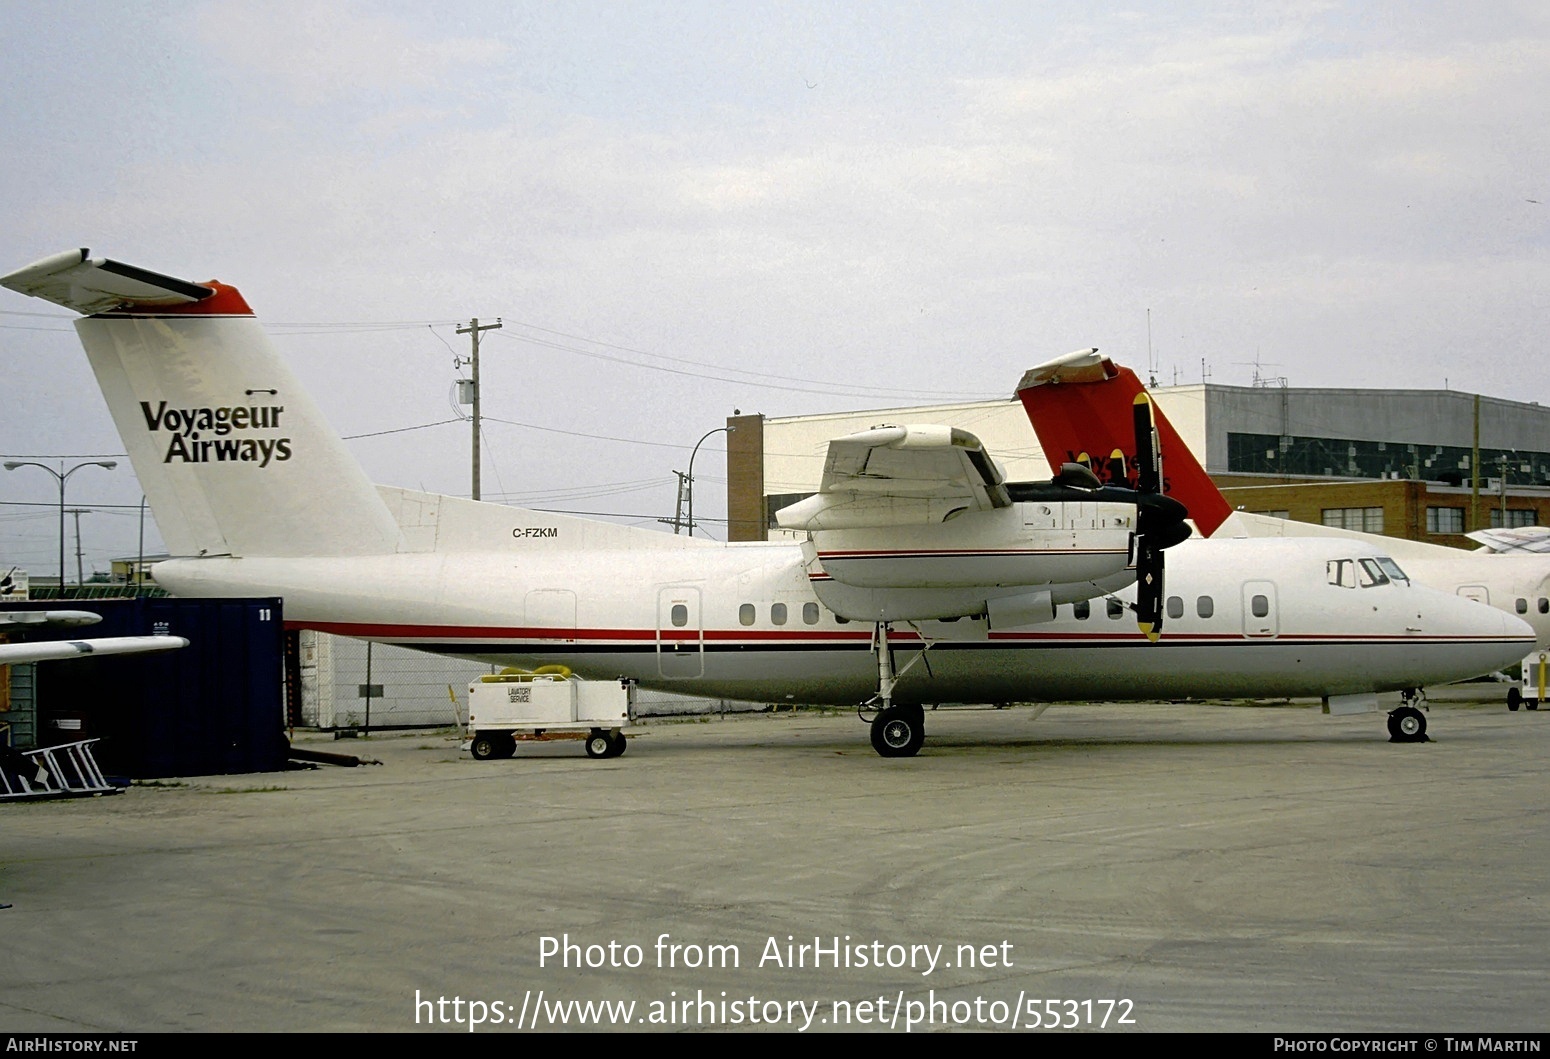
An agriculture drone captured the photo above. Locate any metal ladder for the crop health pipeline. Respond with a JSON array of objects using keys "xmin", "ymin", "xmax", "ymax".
[{"xmin": 0, "ymin": 738, "xmax": 120, "ymax": 800}]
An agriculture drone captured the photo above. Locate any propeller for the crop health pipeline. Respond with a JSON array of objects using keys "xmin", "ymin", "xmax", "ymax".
[
  {"xmin": 1037, "ymin": 402, "xmax": 1189, "ymax": 640},
  {"xmin": 1131, "ymin": 393, "xmax": 1189, "ymax": 641}
]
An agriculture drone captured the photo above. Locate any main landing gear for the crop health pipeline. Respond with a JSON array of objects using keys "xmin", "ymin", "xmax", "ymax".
[
  {"xmin": 861, "ymin": 622, "xmax": 934, "ymax": 758},
  {"xmin": 871, "ymin": 704, "xmax": 926, "ymax": 757},
  {"xmin": 1386, "ymin": 688, "xmax": 1429, "ymax": 743}
]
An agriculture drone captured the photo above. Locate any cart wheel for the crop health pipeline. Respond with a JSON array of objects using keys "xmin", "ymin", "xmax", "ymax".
[
  {"xmin": 606, "ymin": 731, "xmax": 627, "ymax": 758},
  {"xmin": 470, "ymin": 733, "xmax": 500, "ymax": 761},
  {"xmin": 585, "ymin": 730, "xmax": 612, "ymax": 759}
]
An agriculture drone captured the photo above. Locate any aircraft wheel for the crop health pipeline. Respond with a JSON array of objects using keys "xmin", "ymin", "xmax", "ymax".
[
  {"xmin": 870, "ymin": 705, "xmax": 925, "ymax": 758},
  {"xmin": 1387, "ymin": 705, "xmax": 1427, "ymax": 743},
  {"xmin": 606, "ymin": 732, "xmax": 627, "ymax": 758},
  {"xmin": 585, "ymin": 730, "xmax": 613, "ymax": 759},
  {"xmin": 1508, "ymin": 688, "xmax": 1522, "ymax": 712},
  {"xmin": 470, "ymin": 733, "xmax": 502, "ymax": 761}
]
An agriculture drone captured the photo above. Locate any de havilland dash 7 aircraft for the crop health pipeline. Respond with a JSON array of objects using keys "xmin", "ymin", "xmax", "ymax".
[
  {"xmin": 1019, "ymin": 348, "xmax": 1550, "ymax": 717},
  {"xmin": 0, "ymin": 250, "xmax": 1533, "ymax": 756}
]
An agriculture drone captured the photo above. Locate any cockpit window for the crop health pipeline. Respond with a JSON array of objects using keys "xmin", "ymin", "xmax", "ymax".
[
  {"xmin": 1375, "ymin": 557, "xmax": 1409, "ymax": 584},
  {"xmin": 1357, "ymin": 559, "xmax": 1390, "ymax": 587},
  {"xmin": 1327, "ymin": 559, "xmax": 1356, "ymax": 587}
]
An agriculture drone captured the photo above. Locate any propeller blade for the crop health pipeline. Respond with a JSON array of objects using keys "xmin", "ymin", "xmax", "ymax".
[
  {"xmin": 1135, "ymin": 535, "xmax": 1164, "ymax": 642},
  {"xmin": 1132, "ymin": 393, "xmax": 1160, "ymax": 495}
]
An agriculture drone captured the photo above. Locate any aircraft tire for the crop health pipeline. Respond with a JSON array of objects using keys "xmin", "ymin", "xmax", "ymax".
[
  {"xmin": 1387, "ymin": 705, "xmax": 1427, "ymax": 743},
  {"xmin": 1508, "ymin": 688, "xmax": 1522, "ymax": 712},
  {"xmin": 871, "ymin": 705, "xmax": 925, "ymax": 758},
  {"xmin": 470, "ymin": 733, "xmax": 502, "ymax": 761},
  {"xmin": 585, "ymin": 730, "xmax": 612, "ymax": 759}
]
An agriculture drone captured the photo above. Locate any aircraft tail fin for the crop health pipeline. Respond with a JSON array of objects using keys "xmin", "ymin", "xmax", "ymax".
[
  {"xmin": 1015, "ymin": 349, "xmax": 1233, "ymax": 537},
  {"xmin": 1, "ymin": 250, "xmax": 402, "ymax": 559}
]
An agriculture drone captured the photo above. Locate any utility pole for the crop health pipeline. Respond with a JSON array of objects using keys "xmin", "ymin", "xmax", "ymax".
[
  {"xmin": 1471, "ymin": 393, "xmax": 1481, "ymax": 531},
  {"xmin": 1499, "ymin": 453, "xmax": 1510, "ymax": 526},
  {"xmin": 66, "ymin": 508, "xmax": 89, "ymax": 586},
  {"xmin": 455, "ymin": 317, "xmax": 502, "ymax": 500},
  {"xmin": 659, "ymin": 471, "xmax": 691, "ymax": 533}
]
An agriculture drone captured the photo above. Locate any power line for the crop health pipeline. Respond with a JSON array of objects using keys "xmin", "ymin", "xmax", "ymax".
[
  {"xmin": 341, "ymin": 420, "xmax": 463, "ymax": 440},
  {"xmin": 492, "ymin": 325, "xmax": 999, "ymax": 401},
  {"xmin": 0, "ymin": 305, "xmax": 1003, "ymax": 400}
]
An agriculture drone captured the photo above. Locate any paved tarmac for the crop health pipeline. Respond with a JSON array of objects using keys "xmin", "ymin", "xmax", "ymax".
[{"xmin": 3, "ymin": 688, "xmax": 1548, "ymax": 1034}]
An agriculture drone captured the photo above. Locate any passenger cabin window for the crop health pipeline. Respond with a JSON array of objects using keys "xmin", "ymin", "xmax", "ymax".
[
  {"xmin": 1517, "ymin": 598, "xmax": 1529, "ymax": 614},
  {"xmin": 671, "ymin": 604, "xmax": 688, "ymax": 627},
  {"xmin": 771, "ymin": 603, "xmax": 788, "ymax": 626},
  {"xmin": 1106, "ymin": 598, "xmax": 1124, "ymax": 619},
  {"xmin": 1073, "ymin": 601, "xmax": 1090, "ymax": 620},
  {"xmin": 1540, "ymin": 598, "xmax": 1549, "ymax": 615},
  {"xmin": 1251, "ymin": 594, "xmax": 1270, "ymax": 618},
  {"xmin": 1196, "ymin": 596, "xmax": 1214, "ymax": 619},
  {"xmin": 803, "ymin": 602, "xmax": 820, "ymax": 625},
  {"xmin": 739, "ymin": 603, "xmax": 756, "ymax": 626},
  {"xmin": 1166, "ymin": 596, "xmax": 1184, "ymax": 620}
]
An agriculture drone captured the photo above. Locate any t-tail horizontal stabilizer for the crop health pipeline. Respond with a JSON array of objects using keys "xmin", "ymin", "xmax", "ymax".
[{"xmin": 1, "ymin": 249, "xmax": 402, "ymax": 561}]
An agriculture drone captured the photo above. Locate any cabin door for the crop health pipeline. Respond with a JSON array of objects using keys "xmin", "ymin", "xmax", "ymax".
[{"xmin": 656, "ymin": 586, "xmax": 704, "ymax": 678}]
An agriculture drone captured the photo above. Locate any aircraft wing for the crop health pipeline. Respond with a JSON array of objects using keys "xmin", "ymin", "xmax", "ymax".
[
  {"xmin": 1466, "ymin": 527, "xmax": 1550, "ymax": 554},
  {"xmin": 775, "ymin": 425, "xmax": 1011, "ymax": 531},
  {"xmin": 0, "ymin": 610, "xmax": 104, "ymax": 628},
  {"xmin": 0, "ymin": 636, "xmax": 189, "ymax": 665}
]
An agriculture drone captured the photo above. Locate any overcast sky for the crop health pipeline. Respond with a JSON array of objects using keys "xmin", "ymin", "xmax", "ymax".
[{"xmin": 2, "ymin": 1, "xmax": 1547, "ymax": 579}]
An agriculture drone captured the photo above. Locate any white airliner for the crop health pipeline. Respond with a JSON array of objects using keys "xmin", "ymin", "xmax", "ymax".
[
  {"xmin": 1017, "ymin": 348, "xmax": 1550, "ymax": 713},
  {"xmin": 0, "ymin": 250, "xmax": 1533, "ymax": 755}
]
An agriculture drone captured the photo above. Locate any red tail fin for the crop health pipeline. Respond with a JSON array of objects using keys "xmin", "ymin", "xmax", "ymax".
[{"xmin": 1015, "ymin": 350, "xmax": 1233, "ymax": 537}]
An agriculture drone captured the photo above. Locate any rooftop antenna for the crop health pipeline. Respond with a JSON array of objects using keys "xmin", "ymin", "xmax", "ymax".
[
  {"xmin": 1146, "ymin": 308, "xmax": 1158, "ymax": 387},
  {"xmin": 1236, "ymin": 351, "xmax": 1286, "ymax": 388}
]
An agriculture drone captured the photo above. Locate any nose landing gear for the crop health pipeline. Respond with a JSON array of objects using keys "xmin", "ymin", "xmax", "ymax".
[{"xmin": 1387, "ymin": 689, "xmax": 1429, "ymax": 743}]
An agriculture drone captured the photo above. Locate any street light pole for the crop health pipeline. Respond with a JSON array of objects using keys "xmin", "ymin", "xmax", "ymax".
[
  {"xmin": 686, "ymin": 426, "xmax": 729, "ymax": 539},
  {"xmin": 3, "ymin": 460, "xmax": 117, "ymax": 593}
]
